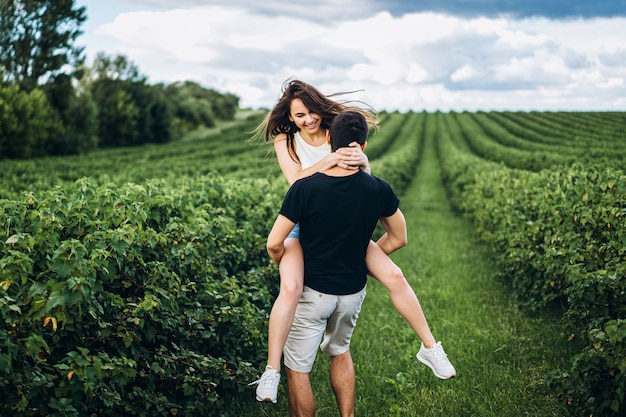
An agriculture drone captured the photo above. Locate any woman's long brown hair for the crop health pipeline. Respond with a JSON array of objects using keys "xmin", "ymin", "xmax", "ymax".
[{"xmin": 253, "ymin": 78, "xmax": 378, "ymax": 164}]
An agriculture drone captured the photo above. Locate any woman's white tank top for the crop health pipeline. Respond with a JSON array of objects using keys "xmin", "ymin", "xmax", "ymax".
[{"xmin": 294, "ymin": 131, "xmax": 331, "ymax": 169}]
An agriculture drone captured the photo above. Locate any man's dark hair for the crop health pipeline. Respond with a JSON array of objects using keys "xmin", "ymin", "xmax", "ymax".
[{"xmin": 329, "ymin": 111, "xmax": 368, "ymax": 152}]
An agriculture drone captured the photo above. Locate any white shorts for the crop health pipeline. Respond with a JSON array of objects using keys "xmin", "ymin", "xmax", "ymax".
[{"xmin": 283, "ymin": 285, "xmax": 366, "ymax": 373}]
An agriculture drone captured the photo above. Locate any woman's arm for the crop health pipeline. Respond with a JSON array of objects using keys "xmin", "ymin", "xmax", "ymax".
[
  {"xmin": 274, "ymin": 136, "xmax": 370, "ymax": 185},
  {"xmin": 336, "ymin": 142, "xmax": 371, "ymax": 174},
  {"xmin": 274, "ymin": 134, "xmax": 340, "ymax": 185}
]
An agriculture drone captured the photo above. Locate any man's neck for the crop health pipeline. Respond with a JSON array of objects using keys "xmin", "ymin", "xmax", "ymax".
[{"xmin": 322, "ymin": 166, "xmax": 360, "ymax": 177}]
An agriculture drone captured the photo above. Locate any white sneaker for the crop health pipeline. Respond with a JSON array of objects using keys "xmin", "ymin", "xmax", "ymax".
[
  {"xmin": 249, "ymin": 367, "xmax": 281, "ymax": 403},
  {"xmin": 416, "ymin": 342, "xmax": 456, "ymax": 379}
]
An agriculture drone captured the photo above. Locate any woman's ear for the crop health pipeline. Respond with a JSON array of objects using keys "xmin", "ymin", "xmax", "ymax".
[
  {"xmin": 326, "ymin": 129, "xmax": 331, "ymax": 144},
  {"xmin": 361, "ymin": 141, "xmax": 367, "ymax": 150}
]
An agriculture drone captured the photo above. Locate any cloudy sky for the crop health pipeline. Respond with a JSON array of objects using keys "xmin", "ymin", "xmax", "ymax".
[{"xmin": 75, "ymin": 0, "xmax": 626, "ymax": 112}]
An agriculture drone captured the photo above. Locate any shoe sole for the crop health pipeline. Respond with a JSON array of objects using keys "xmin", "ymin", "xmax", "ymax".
[
  {"xmin": 416, "ymin": 353, "xmax": 456, "ymax": 380},
  {"xmin": 256, "ymin": 395, "xmax": 277, "ymax": 404}
]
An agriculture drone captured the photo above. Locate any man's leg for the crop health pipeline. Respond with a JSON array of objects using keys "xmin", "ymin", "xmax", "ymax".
[
  {"xmin": 285, "ymin": 367, "xmax": 315, "ymax": 417},
  {"xmin": 284, "ymin": 287, "xmax": 338, "ymax": 416},
  {"xmin": 329, "ymin": 350, "xmax": 355, "ymax": 417},
  {"xmin": 321, "ymin": 288, "xmax": 365, "ymax": 417}
]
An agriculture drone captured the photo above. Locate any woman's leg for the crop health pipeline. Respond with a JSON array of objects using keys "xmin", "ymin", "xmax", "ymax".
[
  {"xmin": 365, "ymin": 240, "xmax": 436, "ymax": 348},
  {"xmin": 266, "ymin": 237, "xmax": 304, "ymax": 371}
]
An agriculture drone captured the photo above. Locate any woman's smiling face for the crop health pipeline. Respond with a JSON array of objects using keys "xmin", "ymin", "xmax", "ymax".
[{"xmin": 289, "ymin": 98, "xmax": 321, "ymax": 134}]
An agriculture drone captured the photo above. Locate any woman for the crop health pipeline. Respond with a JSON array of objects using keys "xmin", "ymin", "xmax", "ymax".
[{"xmin": 250, "ymin": 79, "xmax": 455, "ymax": 403}]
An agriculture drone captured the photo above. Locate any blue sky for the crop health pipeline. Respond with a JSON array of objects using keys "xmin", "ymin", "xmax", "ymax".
[
  {"xmin": 75, "ymin": 0, "xmax": 626, "ymax": 111},
  {"xmin": 383, "ymin": 0, "xmax": 626, "ymax": 19}
]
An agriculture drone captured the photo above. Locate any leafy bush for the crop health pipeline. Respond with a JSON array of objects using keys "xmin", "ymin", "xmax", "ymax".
[
  {"xmin": 0, "ymin": 84, "xmax": 64, "ymax": 159},
  {"xmin": 448, "ymin": 161, "xmax": 626, "ymax": 416},
  {"xmin": 0, "ymin": 175, "xmax": 283, "ymax": 416},
  {"xmin": 436, "ymin": 111, "xmax": 626, "ymax": 416}
]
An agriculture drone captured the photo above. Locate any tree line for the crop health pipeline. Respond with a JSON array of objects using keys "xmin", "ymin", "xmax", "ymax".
[{"xmin": 0, "ymin": 0, "xmax": 239, "ymax": 160}]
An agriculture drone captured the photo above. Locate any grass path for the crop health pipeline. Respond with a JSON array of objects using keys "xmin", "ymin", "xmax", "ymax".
[{"xmin": 230, "ymin": 132, "xmax": 574, "ymax": 416}]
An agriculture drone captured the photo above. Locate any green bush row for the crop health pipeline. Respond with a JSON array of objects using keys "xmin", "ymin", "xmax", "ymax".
[
  {"xmin": 0, "ymin": 113, "xmax": 273, "ymax": 201},
  {"xmin": 371, "ymin": 111, "xmax": 425, "ymax": 196},
  {"xmin": 462, "ymin": 164, "xmax": 626, "ymax": 416},
  {"xmin": 437, "ymin": 113, "xmax": 626, "ymax": 416},
  {"xmin": 0, "ymin": 175, "xmax": 285, "ymax": 416},
  {"xmin": 365, "ymin": 111, "xmax": 408, "ymax": 161},
  {"xmin": 451, "ymin": 111, "xmax": 626, "ymax": 172}
]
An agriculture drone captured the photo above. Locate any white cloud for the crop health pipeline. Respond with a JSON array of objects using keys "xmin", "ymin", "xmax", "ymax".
[
  {"xmin": 406, "ymin": 63, "xmax": 429, "ymax": 83},
  {"xmin": 450, "ymin": 64, "xmax": 479, "ymax": 82},
  {"xmin": 81, "ymin": 3, "xmax": 626, "ymax": 111}
]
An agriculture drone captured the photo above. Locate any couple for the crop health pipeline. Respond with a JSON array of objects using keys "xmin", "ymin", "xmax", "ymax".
[{"xmin": 251, "ymin": 80, "xmax": 456, "ymax": 416}]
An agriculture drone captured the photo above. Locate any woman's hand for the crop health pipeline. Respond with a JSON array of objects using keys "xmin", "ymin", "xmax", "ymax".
[{"xmin": 335, "ymin": 142, "xmax": 370, "ymax": 173}]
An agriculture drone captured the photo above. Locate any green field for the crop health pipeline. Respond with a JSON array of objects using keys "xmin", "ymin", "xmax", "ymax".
[{"xmin": 1, "ymin": 110, "xmax": 624, "ymax": 417}]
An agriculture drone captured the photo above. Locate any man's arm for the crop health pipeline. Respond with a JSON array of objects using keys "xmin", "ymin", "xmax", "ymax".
[
  {"xmin": 375, "ymin": 209, "xmax": 408, "ymax": 255},
  {"xmin": 266, "ymin": 214, "xmax": 297, "ymax": 264}
]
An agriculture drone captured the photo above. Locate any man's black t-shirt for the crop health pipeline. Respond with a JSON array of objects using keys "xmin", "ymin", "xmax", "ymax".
[{"xmin": 279, "ymin": 170, "xmax": 400, "ymax": 295}]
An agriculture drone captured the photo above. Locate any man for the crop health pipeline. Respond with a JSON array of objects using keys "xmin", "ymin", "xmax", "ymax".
[{"xmin": 266, "ymin": 110, "xmax": 409, "ymax": 417}]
